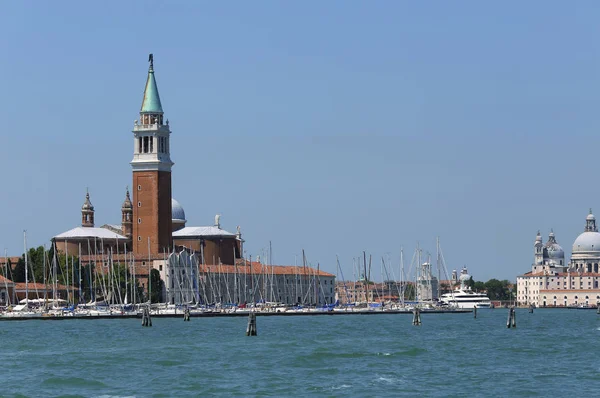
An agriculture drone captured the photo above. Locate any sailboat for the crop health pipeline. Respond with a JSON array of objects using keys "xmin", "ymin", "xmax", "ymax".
[{"xmin": 3, "ymin": 231, "xmax": 42, "ymax": 318}]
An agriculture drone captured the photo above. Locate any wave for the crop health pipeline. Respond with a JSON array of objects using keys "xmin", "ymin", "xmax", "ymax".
[{"xmin": 43, "ymin": 377, "xmax": 107, "ymax": 388}]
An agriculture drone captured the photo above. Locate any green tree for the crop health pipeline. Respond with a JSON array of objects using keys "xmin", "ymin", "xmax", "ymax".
[
  {"xmin": 149, "ymin": 268, "xmax": 164, "ymax": 303},
  {"xmin": 12, "ymin": 257, "xmax": 26, "ymax": 283},
  {"xmin": 439, "ymin": 283, "xmax": 452, "ymax": 294},
  {"xmin": 473, "ymin": 281, "xmax": 486, "ymax": 292},
  {"xmin": 485, "ymin": 279, "xmax": 511, "ymax": 301},
  {"xmin": 466, "ymin": 276, "xmax": 475, "ymax": 289}
]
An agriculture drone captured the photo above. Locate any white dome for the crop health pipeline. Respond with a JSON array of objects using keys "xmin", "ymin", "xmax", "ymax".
[
  {"xmin": 587, "ymin": 213, "xmax": 596, "ymax": 221},
  {"xmin": 459, "ymin": 273, "xmax": 471, "ymax": 282},
  {"xmin": 572, "ymin": 231, "xmax": 600, "ymax": 253},
  {"xmin": 172, "ymin": 198, "xmax": 186, "ymax": 222}
]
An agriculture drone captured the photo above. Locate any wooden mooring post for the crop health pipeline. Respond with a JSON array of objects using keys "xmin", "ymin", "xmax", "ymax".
[
  {"xmin": 246, "ymin": 312, "xmax": 257, "ymax": 336},
  {"xmin": 412, "ymin": 308, "xmax": 421, "ymax": 326},
  {"xmin": 506, "ymin": 307, "xmax": 516, "ymax": 328},
  {"xmin": 473, "ymin": 305, "xmax": 477, "ymax": 319},
  {"xmin": 142, "ymin": 305, "xmax": 152, "ymax": 327}
]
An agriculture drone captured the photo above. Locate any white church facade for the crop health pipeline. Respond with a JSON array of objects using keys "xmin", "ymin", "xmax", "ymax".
[{"xmin": 517, "ymin": 210, "xmax": 600, "ymax": 307}]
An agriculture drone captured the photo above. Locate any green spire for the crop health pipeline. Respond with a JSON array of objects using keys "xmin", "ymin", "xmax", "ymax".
[{"xmin": 140, "ymin": 54, "xmax": 163, "ymax": 114}]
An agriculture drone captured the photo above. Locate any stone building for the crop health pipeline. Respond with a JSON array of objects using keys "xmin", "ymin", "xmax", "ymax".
[
  {"xmin": 49, "ymin": 55, "xmax": 333, "ymax": 303},
  {"xmin": 163, "ymin": 251, "xmax": 335, "ymax": 306},
  {"xmin": 517, "ymin": 210, "xmax": 600, "ymax": 307}
]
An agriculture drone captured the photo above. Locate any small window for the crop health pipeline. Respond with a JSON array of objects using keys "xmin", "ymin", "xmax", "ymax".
[
  {"xmin": 138, "ymin": 236, "xmax": 141, "ymax": 241},
  {"xmin": 159, "ymin": 265, "xmax": 163, "ymax": 271},
  {"xmin": 138, "ymin": 201, "xmax": 141, "ymax": 207},
  {"xmin": 138, "ymin": 185, "xmax": 141, "ymax": 191},
  {"xmin": 138, "ymin": 218, "xmax": 141, "ymax": 224}
]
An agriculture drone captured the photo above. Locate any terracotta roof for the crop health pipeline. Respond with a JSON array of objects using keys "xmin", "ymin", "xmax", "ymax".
[
  {"xmin": 0, "ymin": 257, "xmax": 21, "ymax": 265},
  {"xmin": 0, "ymin": 274, "xmax": 14, "ymax": 285},
  {"xmin": 13, "ymin": 282, "xmax": 75, "ymax": 291},
  {"xmin": 222, "ymin": 261, "xmax": 335, "ymax": 277}
]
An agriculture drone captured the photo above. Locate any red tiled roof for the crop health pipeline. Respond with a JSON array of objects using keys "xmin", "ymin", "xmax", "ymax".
[
  {"xmin": 0, "ymin": 257, "xmax": 21, "ymax": 266},
  {"xmin": 215, "ymin": 261, "xmax": 335, "ymax": 277},
  {"xmin": 0, "ymin": 274, "xmax": 14, "ymax": 285},
  {"xmin": 14, "ymin": 283, "xmax": 75, "ymax": 291}
]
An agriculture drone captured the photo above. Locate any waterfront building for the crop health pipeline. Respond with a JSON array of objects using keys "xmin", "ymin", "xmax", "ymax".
[
  {"xmin": 0, "ymin": 274, "xmax": 15, "ymax": 305},
  {"xmin": 45, "ymin": 55, "xmax": 332, "ymax": 303},
  {"xmin": 335, "ymin": 280, "xmax": 411, "ymax": 304},
  {"xmin": 416, "ymin": 262, "xmax": 439, "ymax": 301},
  {"xmin": 164, "ymin": 251, "xmax": 335, "ymax": 306},
  {"xmin": 517, "ymin": 210, "xmax": 600, "ymax": 307}
]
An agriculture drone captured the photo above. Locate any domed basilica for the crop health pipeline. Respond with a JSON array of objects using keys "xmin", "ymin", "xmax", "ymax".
[{"xmin": 517, "ymin": 209, "xmax": 600, "ymax": 307}]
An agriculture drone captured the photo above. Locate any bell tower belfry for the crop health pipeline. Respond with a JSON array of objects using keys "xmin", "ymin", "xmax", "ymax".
[
  {"xmin": 131, "ymin": 54, "xmax": 173, "ymax": 257},
  {"xmin": 81, "ymin": 190, "xmax": 95, "ymax": 227}
]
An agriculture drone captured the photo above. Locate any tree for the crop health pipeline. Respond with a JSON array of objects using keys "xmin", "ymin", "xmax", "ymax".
[
  {"xmin": 439, "ymin": 283, "xmax": 452, "ymax": 294},
  {"xmin": 473, "ymin": 281, "xmax": 486, "ymax": 292},
  {"xmin": 466, "ymin": 276, "xmax": 475, "ymax": 289},
  {"xmin": 149, "ymin": 268, "xmax": 164, "ymax": 303},
  {"xmin": 485, "ymin": 279, "xmax": 511, "ymax": 301},
  {"xmin": 12, "ymin": 257, "xmax": 26, "ymax": 283}
]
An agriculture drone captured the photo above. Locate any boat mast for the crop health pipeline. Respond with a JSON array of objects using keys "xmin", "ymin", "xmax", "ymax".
[
  {"xmin": 147, "ymin": 237, "xmax": 151, "ymax": 304},
  {"xmin": 23, "ymin": 230, "xmax": 28, "ymax": 308},
  {"xmin": 43, "ymin": 245, "xmax": 47, "ymax": 307},
  {"xmin": 3, "ymin": 249, "xmax": 10, "ymax": 306},
  {"xmin": 400, "ymin": 247, "xmax": 404, "ymax": 307}
]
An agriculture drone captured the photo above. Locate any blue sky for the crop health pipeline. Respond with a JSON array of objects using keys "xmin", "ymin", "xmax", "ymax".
[{"xmin": 1, "ymin": 2, "xmax": 600, "ymax": 282}]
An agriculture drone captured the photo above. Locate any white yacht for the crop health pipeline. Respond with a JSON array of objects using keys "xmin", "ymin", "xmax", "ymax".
[{"xmin": 440, "ymin": 267, "xmax": 491, "ymax": 309}]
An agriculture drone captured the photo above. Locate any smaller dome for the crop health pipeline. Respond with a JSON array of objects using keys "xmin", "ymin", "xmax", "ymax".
[
  {"xmin": 459, "ymin": 273, "xmax": 471, "ymax": 282},
  {"xmin": 587, "ymin": 213, "xmax": 595, "ymax": 221},
  {"xmin": 546, "ymin": 243, "xmax": 564, "ymax": 259},
  {"xmin": 172, "ymin": 198, "xmax": 186, "ymax": 222}
]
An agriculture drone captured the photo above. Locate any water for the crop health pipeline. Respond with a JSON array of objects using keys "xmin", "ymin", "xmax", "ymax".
[{"xmin": 1, "ymin": 309, "xmax": 599, "ymax": 397}]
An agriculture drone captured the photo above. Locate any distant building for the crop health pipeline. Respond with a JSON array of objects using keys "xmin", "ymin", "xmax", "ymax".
[
  {"xmin": 50, "ymin": 56, "xmax": 244, "ymax": 297},
  {"xmin": 163, "ymin": 252, "xmax": 335, "ymax": 306},
  {"xmin": 517, "ymin": 210, "xmax": 600, "ymax": 307},
  {"xmin": 335, "ymin": 280, "xmax": 412, "ymax": 304},
  {"xmin": 48, "ymin": 56, "xmax": 333, "ymax": 303},
  {"xmin": 0, "ymin": 274, "xmax": 15, "ymax": 305}
]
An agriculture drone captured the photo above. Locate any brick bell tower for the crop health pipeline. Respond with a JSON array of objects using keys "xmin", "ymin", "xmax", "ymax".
[{"xmin": 131, "ymin": 54, "xmax": 173, "ymax": 257}]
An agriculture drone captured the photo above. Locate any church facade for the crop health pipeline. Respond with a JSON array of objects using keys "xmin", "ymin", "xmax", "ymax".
[
  {"xmin": 517, "ymin": 210, "xmax": 600, "ymax": 307},
  {"xmin": 50, "ymin": 55, "xmax": 334, "ymax": 305}
]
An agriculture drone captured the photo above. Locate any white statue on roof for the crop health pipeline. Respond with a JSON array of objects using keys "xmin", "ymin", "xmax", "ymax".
[{"xmin": 214, "ymin": 214, "xmax": 221, "ymax": 228}]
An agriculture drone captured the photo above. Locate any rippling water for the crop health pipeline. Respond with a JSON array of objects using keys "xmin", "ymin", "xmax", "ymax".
[{"xmin": 1, "ymin": 309, "xmax": 599, "ymax": 397}]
